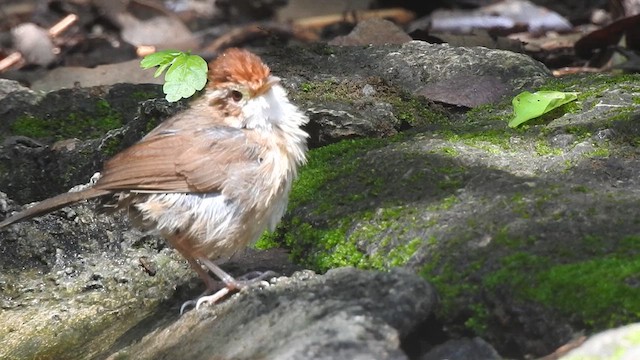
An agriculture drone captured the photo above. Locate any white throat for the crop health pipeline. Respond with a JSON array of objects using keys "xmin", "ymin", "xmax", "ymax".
[{"xmin": 243, "ymin": 83, "xmax": 309, "ymax": 165}]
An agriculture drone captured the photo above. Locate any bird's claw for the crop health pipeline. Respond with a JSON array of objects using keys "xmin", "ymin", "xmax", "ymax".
[
  {"xmin": 195, "ymin": 287, "xmax": 231, "ymax": 309},
  {"xmin": 179, "ymin": 270, "xmax": 277, "ymax": 314}
]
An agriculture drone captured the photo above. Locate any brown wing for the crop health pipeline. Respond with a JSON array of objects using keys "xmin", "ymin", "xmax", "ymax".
[{"xmin": 94, "ymin": 127, "xmax": 262, "ymax": 193}]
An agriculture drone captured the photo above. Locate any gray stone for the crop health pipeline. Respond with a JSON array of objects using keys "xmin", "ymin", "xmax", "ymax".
[
  {"xmin": 111, "ymin": 268, "xmax": 437, "ymax": 360},
  {"xmin": 560, "ymin": 323, "xmax": 640, "ymax": 360},
  {"xmin": 1, "ymin": 41, "xmax": 638, "ymax": 360},
  {"xmin": 420, "ymin": 337, "xmax": 502, "ymax": 360}
]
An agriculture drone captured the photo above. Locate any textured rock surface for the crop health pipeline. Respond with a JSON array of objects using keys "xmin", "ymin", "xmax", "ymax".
[
  {"xmin": 111, "ymin": 268, "xmax": 437, "ymax": 360},
  {"xmin": 560, "ymin": 323, "xmax": 640, "ymax": 360},
  {"xmin": 420, "ymin": 337, "xmax": 502, "ymax": 360},
  {"xmin": 278, "ymin": 73, "xmax": 640, "ymax": 358},
  {"xmin": 1, "ymin": 42, "xmax": 637, "ymax": 359}
]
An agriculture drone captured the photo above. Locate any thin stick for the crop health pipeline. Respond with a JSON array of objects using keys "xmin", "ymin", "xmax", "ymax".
[
  {"xmin": 48, "ymin": 14, "xmax": 78, "ymax": 38},
  {"xmin": 0, "ymin": 52, "xmax": 23, "ymax": 72},
  {"xmin": 293, "ymin": 8, "xmax": 415, "ymax": 29}
]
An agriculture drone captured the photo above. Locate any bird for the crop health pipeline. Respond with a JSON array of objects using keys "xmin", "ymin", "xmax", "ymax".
[{"xmin": 0, "ymin": 48, "xmax": 309, "ymax": 311}]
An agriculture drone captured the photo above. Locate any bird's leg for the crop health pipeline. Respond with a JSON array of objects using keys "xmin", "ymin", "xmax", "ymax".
[
  {"xmin": 180, "ymin": 258, "xmax": 221, "ymax": 315},
  {"xmin": 186, "ymin": 257, "xmax": 217, "ymax": 292},
  {"xmin": 178, "ymin": 256, "xmax": 223, "ymax": 314},
  {"xmin": 170, "ymin": 231, "xmax": 277, "ymax": 313},
  {"xmin": 193, "ymin": 257, "xmax": 276, "ymax": 310},
  {"xmin": 168, "ymin": 236, "xmax": 224, "ymax": 314}
]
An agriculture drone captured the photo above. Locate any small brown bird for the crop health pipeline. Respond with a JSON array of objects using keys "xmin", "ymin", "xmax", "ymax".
[{"xmin": 0, "ymin": 48, "xmax": 309, "ymax": 310}]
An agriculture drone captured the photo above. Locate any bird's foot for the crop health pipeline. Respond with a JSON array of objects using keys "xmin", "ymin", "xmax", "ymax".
[
  {"xmin": 193, "ymin": 270, "xmax": 277, "ymax": 310},
  {"xmin": 179, "ymin": 258, "xmax": 277, "ymax": 314},
  {"xmin": 237, "ymin": 270, "xmax": 278, "ymax": 282}
]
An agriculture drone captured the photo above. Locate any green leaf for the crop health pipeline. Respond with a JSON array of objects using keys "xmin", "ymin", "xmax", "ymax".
[
  {"xmin": 140, "ymin": 50, "xmax": 181, "ymax": 69},
  {"xmin": 508, "ymin": 91, "xmax": 579, "ymax": 128},
  {"xmin": 163, "ymin": 80, "xmax": 197, "ymax": 102},
  {"xmin": 153, "ymin": 62, "xmax": 171, "ymax": 78},
  {"xmin": 140, "ymin": 50, "xmax": 208, "ymax": 102},
  {"xmin": 165, "ymin": 54, "xmax": 208, "ymax": 90}
]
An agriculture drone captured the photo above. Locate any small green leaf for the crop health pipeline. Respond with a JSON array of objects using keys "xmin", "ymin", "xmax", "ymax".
[
  {"xmin": 165, "ymin": 54, "xmax": 208, "ymax": 89},
  {"xmin": 153, "ymin": 62, "xmax": 171, "ymax": 78},
  {"xmin": 508, "ymin": 91, "xmax": 579, "ymax": 128},
  {"xmin": 140, "ymin": 50, "xmax": 181, "ymax": 69},
  {"xmin": 140, "ymin": 50, "xmax": 208, "ymax": 102},
  {"xmin": 163, "ymin": 80, "xmax": 197, "ymax": 102}
]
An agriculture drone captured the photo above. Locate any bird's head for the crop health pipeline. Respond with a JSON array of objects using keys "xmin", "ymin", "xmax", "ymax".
[{"xmin": 205, "ymin": 48, "xmax": 307, "ymax": 134}]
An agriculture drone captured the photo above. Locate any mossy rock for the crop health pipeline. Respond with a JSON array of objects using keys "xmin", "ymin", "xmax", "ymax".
[{"xmin": 259, "ymin": 73, "xmax": 640, "ymax": 357}]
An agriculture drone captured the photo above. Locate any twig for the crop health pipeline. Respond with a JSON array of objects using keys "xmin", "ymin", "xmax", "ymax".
[
  {"xmin": 0, "ymin": 52, "xmax": 23, "ymax": 72},
  {"xmin": 293, "ymin": 7, "xmax": 415, "ymax": 29},
  {"xmin": 200, "ymin": 8, "xmax": 414, "ymax": 56},
  {"xmin": 48, "ymin": 14, "xmax": 78, "ymax": 37},
  {"xmin": 202, "ymin": 22, "xmax": 319, "ymax": 55}
]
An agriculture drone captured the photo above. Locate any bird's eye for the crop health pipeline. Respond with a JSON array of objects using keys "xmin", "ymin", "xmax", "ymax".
[{"xmin": 230, "ymin": 90, "xmax": 243, "ymax": 102}]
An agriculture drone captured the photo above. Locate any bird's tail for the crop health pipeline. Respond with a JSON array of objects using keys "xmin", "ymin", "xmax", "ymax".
[{"xmin": 0, "ymin": 187, "xmax": 111, "ymax": 228}]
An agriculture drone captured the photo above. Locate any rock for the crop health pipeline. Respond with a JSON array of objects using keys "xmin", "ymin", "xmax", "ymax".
[
  {"xmin": 30, "ymin": 59, "xmax": 163, "ymax": 93},
  {"xmin": 0, "ymin": 78, "xmax": 36, "ymax": 101},
  {"xmin": 329, "ymin": 19, "xmax": 412, "ymax": 46},
  {"xmin": 306, "ymin": 101, "xmax": 398, "ymax": 146},
  {"xmin": 420, "ymin": 337, "xmax": 502, "ymax": 360},
  {"xmin": 0, "ymin": 42, "xmax": 551, "ymax": 203},
  {"xmin": 2, "ymin": 42, "xmax": 638, "ymax": 359},
  {"xmin": 0, "ymin": 196, "xmax": 304, "ymax": 359},
  {"xmin": 0, "ymin": 83, "xmax": 165, "ymax": 204},
  {"xmin": 277, "ymin": 73, "xmax": 640, "ymax": 357},
  {"xmin": 111, "ymin": 268, "xmax": 437, "ymax": 360},
  {"xmin": 560, "ymin": 323, "xmax": 640, "ymax": 360}
]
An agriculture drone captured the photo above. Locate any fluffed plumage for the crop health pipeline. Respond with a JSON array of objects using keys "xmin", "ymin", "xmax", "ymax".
[{"xmin": 0, "ymin": 48, "xmax": 309, "ymax": 309}]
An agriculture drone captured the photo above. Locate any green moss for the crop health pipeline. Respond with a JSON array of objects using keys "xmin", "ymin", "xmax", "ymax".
[
  {"xmin": 571, "ymin": 185, "xmax": 590, "ymax": 193},
  {"xmin": 300, "ymin": 82, "xmax": 314, "ymax": 93},
  {"xmin": 295, "ymin": 79, "xmax": 363, "ymax": 103},
  {"xmin": 274, "ymin": 135, "xmax": 430, "ymax": 269},
  {"xmin": 480, "ymin": 246, "xmax": 640, "ymax": 328},
  {"xmin": 493, "ymin": 227, "xmax": 527, "ymax": 248},
  {"xmin": 11, "ymin": 100, "xmax": 122, "ymax": 141},
  {"xmin": 11, "ymin": 115, "xmax": 50, "ymax": 138},
  {"xmin": 438, "ymin": 146, "xmax": 459, "ymax": 157},
  {"xmin": 421, "ymin": 248, "xmax": 640, "ymax": 334},
  {"xmin": 254, "ymin": 231, "xmax": 280, "ymax": 250},
  {"xmin": 387, "ymin": 93, "xmax": 450, "ymax": 126},
  {"xmin": 283, "ymin": 220, "xmax": 362, "ymax": 271},
  {"xmin": 464, "ymin": 102, "xmax": 512, "ymax": 124},
  {"xmin": 530, "ymin": 257, "xmax": 640, "ymax": 327},
  {"xmin": 465, "ymin": 303, "xmax": 490, "ymax": 334},
  {"xmin": 385, "ymin": 237, "xmax": 422, "ymax": 267},
  {"xmin": 606, "ymin": 106, "xmax": 636, "ymax": 123},
  {"xmin": 421, "ymin": 260, "xmax": 480, "ymax": 322},
  {"xmin": 616, "ymin": 235, "xmax": 640, "ymax": 256},
  {"xmin": 535, "ymin": 141, "xmax": 563, "ymax": 156},
  {"xmin": 282, "ymin": 209, "xmax": 423, "ymax": 272},
  {"xmin": 586, "ymin": 147, "xmax": 610, "ymax": 158},
  {"xmin": 427, "ymin": 195, "xmax": 458, "ymax": 211},
  {"xmin": 441, "ymin": 128, "xmax": 513, "ymax": 151},
  {"xmin": 131, "ymin": 90, "xmax": 160, "ymax": 101},
  {"xmin": 564, "ymin": 126, "xmax": 592, "ymax": 141},
  {"xmin": 100, "ymin": 135, "xmax": 123, "ymax": 157},
  {"xmin": 538, "ymin": 73, "xmax": 640, "ymax": 97},
  {"xmin": 289, "ymin": 137, "xmax": 393, "ymax": 210},
  {"xmin": 258, "ymin": 135, "xmax": 441, "ymax": 270},
  {"xmin": 294, "ymin": 77, "xmax": 451, "ymax": 127},
  {"xmin": 484, "ymin": 252, "xmax": 548, "ymax": 289}
]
